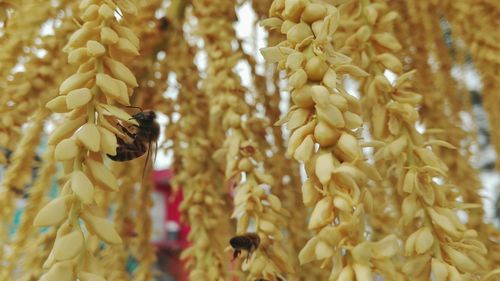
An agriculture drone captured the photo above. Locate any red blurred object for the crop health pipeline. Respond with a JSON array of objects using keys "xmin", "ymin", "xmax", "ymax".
[{"xmin": 152, "ymin": 169, "xmax": 189, "ymax": 281}]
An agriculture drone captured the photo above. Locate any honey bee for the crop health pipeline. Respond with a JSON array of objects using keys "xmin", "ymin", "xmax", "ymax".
[
  {"xmin": 229, "ymin": 233, "xmax": 260, "ymax": 261},
  {"xmin": 108, "ymin": 108, "xmax": 160, "ymax": 177},
  {"xmin": 158, "ymin": 17, "xmax": 170, "ymax": 31}
]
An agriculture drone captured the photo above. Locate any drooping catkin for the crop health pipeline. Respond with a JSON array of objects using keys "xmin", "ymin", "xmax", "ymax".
[
  {"xmin": 130, "ymin": 1, "xmax": 164, "ymax": 57},
  {"xmin": 163, "ymin": 18, "xmax": 230, "ymax": 280},
  {"xmin": 99, "ymin": 162, "xmax": 138, "ymax": 280},
  {"xmin": 240, "ymin": 36, "xmax": 296, "ymax": 261},
  {"xmin": 336, "ymin": 0, "xmax": 491, "ymax": 279},
  {"xmin": 260, "ymin": 10, "xmax": 289, "ymax": 151},
  {"xmin": 268, "ymin": 148, "xmax": 328, "ymax": 281},
  {"xmin": 0, "ymin": 108, "xmax": 51, "ymax": 264},
  {"xmin": 0, "ymin": 0, "xmax": 57, "ymax": 83},
  {"xmin": 125, "ymin": 0, "xmax": 165, "ymax": 91},
  {"xmin": 236, "ymin": 89, "xmax": 298, "ymax": 279},
  {"xmin": 34, "ymin": 1, "xmax": 140, "ymax": 280},
  {"xmin": 261, "ymin": 1, "xmax": 403, "ymax": 280},
  {"xmin": 400, "ymin": 0, "xmax": 486, "ymax": 233},
  {"xmin": 336, "ymin": 0, "xmax": 408, "ymax": 268},
  {"xmin": 414, "ymin": 1, "xmax": 500, "ymax": 276},
  {"xmin": 260, "ymin": 28, "xmax": 326, "ymax": 279},
  {"xmin": 192, "ymin": 1, "xmax": 294, "ymax": 280},
  {"xmin": 437, "ymin": 0, "xmax": 500, "ymax": 170},
  {"xmin": 131, "ymin": 178, "xmax": 156, "ymax": 281},
  {"xmin": 0, "ymin": 145, "xmax": 56, "ymax": 281},
  {"xmin": 268, "ymin": 76, "xmax": 329, "ymax": 280},
  {"xmin": 0, "ymin": 9, "xmax": 77, "ymax": 159}
]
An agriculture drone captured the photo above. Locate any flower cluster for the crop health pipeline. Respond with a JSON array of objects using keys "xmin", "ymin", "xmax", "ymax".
[{"xmin": 33, "ymin": 1, "xmax": 140, "ymax": 280}]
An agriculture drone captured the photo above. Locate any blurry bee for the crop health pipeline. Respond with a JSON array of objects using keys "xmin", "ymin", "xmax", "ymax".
[
  {"xmin": 158, "ymin": 17, "xmax": 170, "ymax": 31},
  {"xmin": 108, "ymin": 107, "xmax": 160, "ymax": 177},
  {"xmin": 229, "ymin": 233, "xmax": 260, "ymax": 261}
]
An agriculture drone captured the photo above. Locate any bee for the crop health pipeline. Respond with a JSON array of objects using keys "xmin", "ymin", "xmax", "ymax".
[
  {"xmin": 229, "ymin": 233, "xmax": 260, "ymax": 261},
  {"xmin": 158, "ymin": 17, "xmax": 170, "ymax": 31},
  {"xmin": 107, "ymin": 107, "xmax": 160, "ymax": 177}
]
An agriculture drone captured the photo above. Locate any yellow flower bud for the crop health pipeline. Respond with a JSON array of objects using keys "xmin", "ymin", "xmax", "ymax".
[
  {"xmin": 86, "ymin": 40, "xmax": 106, "ymax": 57},
  {"xmin": 308, "ymin": 197, "xmax": 333, "ymax": 229},
  {"xmin": 305, "ymin": 56, "xmax": 329, "ymax": 81},
  {"xmin": 302, "ymin": 3, "xmax": 327, "ymax": 23},
  {"xmin": 287, "ymin": 22, "xmax": 313, "ymax": 44}
]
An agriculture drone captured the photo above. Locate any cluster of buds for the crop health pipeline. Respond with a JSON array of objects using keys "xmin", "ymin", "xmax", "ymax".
[
  {"xmin": 438, "ymin": 0, "xmax": 500, "ymax": 171},
  {"xmin": 214, "ymin": 128, "xmax": 294, "ymax": 280},
  {"xmin": 261, "ymin": 0, "xmax": 402, "ymax": 279},
  {"xmin": 191, "ymin": 0, "xmax": 295, "ymax": 280},
  {"xmin": 335, "ymin": 0, "xmax": 491, "ymax": 279},
  {"xmin": 395, "ymin": 0, "xmax": 486, "ymax": 236},
  {"xmin": 165, "ymin": 26, "xmax": 229, "ymax": 281},
  {"xmin": 0, "ymin": 1, "xmax": 55, "ymax": 80},
  {"xmin": 0, "ymin": 6, "xmax": 76, "ymax": 161},
  {"xmin": 34, "ymin": 1, "xmax": 140, "ymax": 280},
  {"xmin": 0, "ymin": 3, "xmax": 78, "ymax": 276}
]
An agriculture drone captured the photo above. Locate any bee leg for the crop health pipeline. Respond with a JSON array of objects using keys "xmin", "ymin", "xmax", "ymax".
[
  {"xmin": 245, "ymin": 249, "xmax": 254, "ymax": 263},
  {"xmin": 116, "ymin": 122, "xmax": 136, "ymax": 138},
  {"xmin": 232, "ymin": 249, "xmax": 241, "ymax": 261},
  {"xmin": 127, "ymin": 124, "xmax": 140, "ymax": 130}
]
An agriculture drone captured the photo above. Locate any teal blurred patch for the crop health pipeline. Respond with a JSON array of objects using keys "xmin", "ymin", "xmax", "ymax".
[
  {"xmin": 8, "ymin": 208, "xmax": 24, "ymax": 238},
  {"xmin": 127, "ymin": 255, "xmax": 138, "ymax": 273}
]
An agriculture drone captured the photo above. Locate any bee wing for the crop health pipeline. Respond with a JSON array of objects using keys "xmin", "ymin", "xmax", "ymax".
[
  {"xmin": 154, "ymin": 139, "xmax": 159, "ymax": 164},
  {"xmin": 141, "ymin": 139, "xmax": 152, "ymax": 182}
]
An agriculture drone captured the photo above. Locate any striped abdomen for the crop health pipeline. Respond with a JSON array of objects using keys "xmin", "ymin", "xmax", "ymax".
[{"xmin": 107, "ymin": 137, "xmax": 147, "ymax": 161}]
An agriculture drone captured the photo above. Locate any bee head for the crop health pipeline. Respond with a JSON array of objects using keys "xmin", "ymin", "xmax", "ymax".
[{"xmin": 132, "ymin": 110, "xmax": 156, "ymax": 124}]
